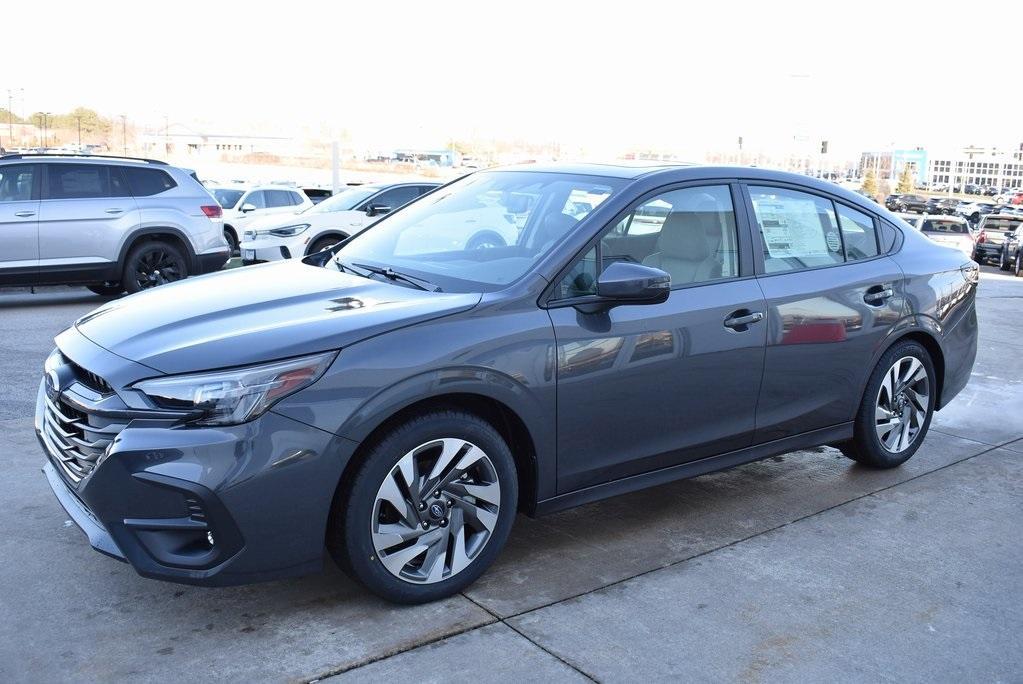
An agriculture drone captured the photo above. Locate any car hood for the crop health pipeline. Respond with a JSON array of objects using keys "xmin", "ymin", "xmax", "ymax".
[{"xmin": 73, "ymin": 260, "xmax": 481, "ymax": 374}]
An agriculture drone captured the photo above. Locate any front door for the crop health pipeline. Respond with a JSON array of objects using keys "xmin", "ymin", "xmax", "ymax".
[
  {"xmin": 549, "ymin": 183, "xmax": 767, "ymax": 493},
  {"xmin": 743, "ymin": 184, "xmax": 905, "ymax": 443},
  {"xmin": 0, "ymin": 163, "xmax": 40, "ymax": 278}
]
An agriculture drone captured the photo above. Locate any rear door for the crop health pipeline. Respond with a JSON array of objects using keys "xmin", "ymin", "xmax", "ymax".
[
  {"xmin": 743, "ymin": 183, "xmax": 905, "ymax": 443},
  {"xmin": 37, "ymin": 163, "xmax": 140, "ymax": 272},
  {"xmin": 0, "ymin": 163, "xmax": 40, "ymax": 279}
]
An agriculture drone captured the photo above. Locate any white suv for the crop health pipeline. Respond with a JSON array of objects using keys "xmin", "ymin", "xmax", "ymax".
[
  {"xmin": 239, "ymin": 182, "xmax": 439, "ymax": 263},
  {"xmin": 0, "ymin": 154, "xmax": 230, "ymax": 295},
  {"xmin": 209, "ymin": 184, "xmax": 313, "ymax": 254}
]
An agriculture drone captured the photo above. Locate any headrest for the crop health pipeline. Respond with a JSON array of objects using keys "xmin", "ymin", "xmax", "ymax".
[{"xmin": 656, "ymin": 212, "xmax": 710, "ymax": 260}]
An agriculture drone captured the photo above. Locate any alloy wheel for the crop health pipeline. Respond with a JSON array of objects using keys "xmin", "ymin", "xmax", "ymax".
[
  {"xmin": 371, "ymin": 438, "xmax": 501, "ymax": 584},
  {"xmin": 133, "ymin": 248, "xmax": 185, "ymax": 290},
  {"xmin": 875, "ymin": 356, "xmax": 930, "ymax": 453}
]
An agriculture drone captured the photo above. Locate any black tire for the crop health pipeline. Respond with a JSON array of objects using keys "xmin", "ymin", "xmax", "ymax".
[
  {"xmin": 840, "ymin": 340, "xmax": 936, "ymax": 469},
  {"xmin": 122, "ymin": 240, "xmax": 189, "ymax": 294},
  {"xmin": 328, "ymin": 409, "xmax": 518, "ymax": 604},
  {"xmin": 224, "ymin": 228, "xmax": 239, "ymax": 256},
  {"xmin": 86, "ymin": 282, "xmax": 123, "ymax": 297},
  {"xmin": 308, "ymin": 235, "xmax": 346, "ymax": 255},
  {"xmin": 1015, "ymin": 252, "xmax": 1022, "ymax": 277}
]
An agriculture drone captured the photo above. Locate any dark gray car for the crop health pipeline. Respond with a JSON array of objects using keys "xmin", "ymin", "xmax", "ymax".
[{"xmin": 35, "ymin": 164, "xmax": 979, "ymax": 603}]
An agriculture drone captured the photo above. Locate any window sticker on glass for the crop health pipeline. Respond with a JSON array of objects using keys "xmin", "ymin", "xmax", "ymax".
[{"xmin": 753, "ymin": 197, "xmax": 835, "ymax": 259}]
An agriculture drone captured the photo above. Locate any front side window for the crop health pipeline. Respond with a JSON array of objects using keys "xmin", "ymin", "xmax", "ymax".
[
  {"xmin": 265, "ymin": 190, "xmax": 294, "ymax": 208},
  {"xmin": 0, "ymin": 164, "xmax": 35, "ymax": 202},
  {"xmin": 749, "ymin": 186, "xmax": 844, "ymax": 273},
  {"xmin": 243, "ymin": 191, "xmax": 266, "ymax": 209},
  {"xmin": 213, "ymin": 188, "xmax": 244, "ymax": 208},
  {"xmin": 365, "ymin": 187, "xmax": 420, "ymax": 212},
  {"xmin": 335, "ymin": 171, "xmax": 621, "ymax": 292}
]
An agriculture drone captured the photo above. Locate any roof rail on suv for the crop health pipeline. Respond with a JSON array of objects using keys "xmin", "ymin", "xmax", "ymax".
[{"xmin": 0, "ymin": 153, "xmax": 168, "ymax": 165}]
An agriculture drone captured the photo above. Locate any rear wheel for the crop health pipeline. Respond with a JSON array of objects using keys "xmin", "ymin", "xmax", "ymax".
[
  {"xmin": 1015, "ymin": 252, "xmax": 1022, "ymax": 277},
  {"xmin": 999, "ymin": 249, "xmax": 1012, "ymax": 271},
  {"xmin": 123, "ymin": 240, "xmax": 189, "ymax": 294},
  {"xmin": 86, "ymin": 282, "xmax": 123, "ymax": 297},
  {"xmin": 328, "ymin": 410, "xmax": 517, "ymax": 604},
  {"xmin": 840, "ymin": 340, "xmax": 935, "ymax": 469}
]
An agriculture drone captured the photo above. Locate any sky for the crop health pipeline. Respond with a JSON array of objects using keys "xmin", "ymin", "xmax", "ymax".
[{"xmin": 6, "ymin": 0, "xmax": 1023, "ymax": 160}]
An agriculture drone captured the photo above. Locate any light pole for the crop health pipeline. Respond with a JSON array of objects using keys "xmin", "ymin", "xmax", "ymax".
[
  {"xmin": 120, "ymin": 114, "xmax": 127, "ymax": 156},
  {"xmin": 43, "ymin": 112, "xmax": 52, "ymax": 147},
  {"xmin": 6, "ymin": 88, "xmax": 23, "ymax": 148},
  {"xmin": 75, "ymin": 116, "xmax": 82, "ymax": 147}
]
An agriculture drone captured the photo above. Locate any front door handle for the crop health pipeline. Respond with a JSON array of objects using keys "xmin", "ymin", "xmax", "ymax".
[
  {"xmin": 14, "ymin": 210, "xmax": 35, "ymax": 217},
  {"xmin": 864, "ymin": 286, "xmax": 894, "ymax": 305},
  {"xmin": 105, "ymin": 208, "xmax": 124, "ymax": 214},
  {"xmin": 724, "ymin": 310, "xmax": 764, "ymax": 331}
]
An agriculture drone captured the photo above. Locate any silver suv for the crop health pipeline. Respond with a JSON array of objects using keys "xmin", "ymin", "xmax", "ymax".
[{"xmin": 0, "ymin": 154, "xmax": 230, "ymax": 295}]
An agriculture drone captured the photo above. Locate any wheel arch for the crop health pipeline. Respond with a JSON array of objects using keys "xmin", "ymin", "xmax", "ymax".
[
  {"xmin": 117, "ymin": 227, "xmax": 199, "ymax": 274},
  {"xmin": 333, "ymin": 390, "xmax": 542, "ymax": 517},
  {"xmin": 305, "ymin": 230, "xmax": 350, "ymax": 256},
  {"xmin": 867, "ymin": 322, "xmax": 947, "ymax": 410}
]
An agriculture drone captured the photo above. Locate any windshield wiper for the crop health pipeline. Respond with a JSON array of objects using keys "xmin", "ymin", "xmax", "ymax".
[{"xmin": 350, "ymin": 262, "xmax": 443, "ymax": 292}]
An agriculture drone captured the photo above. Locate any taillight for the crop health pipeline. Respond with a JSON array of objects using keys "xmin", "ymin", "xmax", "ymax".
[
  {"xmin": 201, "ymin": 205, "xmax": 222, "ymax": 218},
  {"xmin": 976, "ymin": 230, "xmax": 985, "ymax": 244}
]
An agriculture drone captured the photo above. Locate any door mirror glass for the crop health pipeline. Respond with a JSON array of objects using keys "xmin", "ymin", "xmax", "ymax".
[
  {"xmin": 595, "ymin": 262, "xmax": 670, "ymax": 303},
  {"xmin": 366, "ymin": 204, "xmax": 392, "ymax": 217},
  {"xmin": 240, "ymin": 203, "xmax": 257, "ymax": 213}
]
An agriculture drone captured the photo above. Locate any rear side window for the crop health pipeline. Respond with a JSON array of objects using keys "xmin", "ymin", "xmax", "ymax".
[
  {"xmin": 0, "ymin": 164, "xmax": 36, "ymax": 202},
  {"xmin": 123, "ymin": 167, "xmax": 177, "ymax": 196},
  {"xmin": 45, "ymin": 164, "xmax": 128, "ymax": 199},
  {"xmin": 835, "ymin": 204, "xmax": 879, "ymax": 260},
  {"xmin": 921, "ymin": 220, "xmax": 968, "ymax": 234},
  {"xmin": 748, "ymin": 186, "xmax": 844, "ymax": 273},
  {"xmin": 289, "ymin": 191, "xmax": 306, "ymax": 206}
]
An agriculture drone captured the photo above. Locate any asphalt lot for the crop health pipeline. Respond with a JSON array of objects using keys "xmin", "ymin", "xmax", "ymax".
[{"xmin": 0, "ymin": 266, "xmax": 1020, "ymax": 682}]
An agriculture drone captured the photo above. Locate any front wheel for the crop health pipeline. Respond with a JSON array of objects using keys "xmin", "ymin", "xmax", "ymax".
[
  {"xmin": 999, "ymin": 249, "xmax": 1012, "ymax": 271},
  {"xmin": 840, "ymin": 340, "xmax": 935, "ymax": 469},
  {"xmin": 328, "ymin": 410, "xmax": 518, "ymax": 604},
  {"xmin": 308, "ymin": 235, "xmax": 346, "ymax": 255},
  {"xmin": 1015, "ymin": 252, "xmax": 1022, "ymax": 277}
]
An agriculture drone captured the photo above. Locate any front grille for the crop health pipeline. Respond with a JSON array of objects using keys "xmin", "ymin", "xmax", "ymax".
[
  {"xmin": 42, "ymin": 394, "xmax": 126, "ymax": 485},
  {"xmin": 66, "ymin": 359, "xmax": 114, "ymax": 395}
]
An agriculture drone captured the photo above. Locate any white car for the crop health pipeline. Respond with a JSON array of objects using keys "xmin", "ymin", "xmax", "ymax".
[
  {"xmin": 899, "ymin": 213, "xmax": 975, "ymax": 258},
  {"xmin": 239, "ymin": 182, "xmax": 439, "ymax": 263},
  {"xmin": 209, "ymin": 184, "xmax": 313, "ymax": 253}
]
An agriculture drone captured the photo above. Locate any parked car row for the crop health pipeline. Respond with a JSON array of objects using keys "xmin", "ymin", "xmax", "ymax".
[{"xmin": 896, "ymin": 209, "xmax": 1023, "ymax": 274}]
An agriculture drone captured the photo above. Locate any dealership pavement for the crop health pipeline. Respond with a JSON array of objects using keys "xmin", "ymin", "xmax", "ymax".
[{"xmin": 0, "ymin": 267, "xmax": 1020, "ymax": 683}]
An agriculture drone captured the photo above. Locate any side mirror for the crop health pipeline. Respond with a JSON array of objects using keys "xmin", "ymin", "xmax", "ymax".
[
  {"xmin": 595, "ymin": 262, "xmax": 671, "ymax": 304},
  {"xmin": 240, "ymin": 203, "xmax": 257, "ymax": 213},
  {"xmin": 365, "ymin": 204, "xmax": 392, "ymax": 217}
]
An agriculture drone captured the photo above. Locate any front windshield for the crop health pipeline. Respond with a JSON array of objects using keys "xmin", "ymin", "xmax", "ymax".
[
  {"xmin": 213, "ymin": 188, "xmax": 244, "ymax": 208},
  {"xmin": 334, "ymin": 171, "xmax": 622, "ymax": 292},
  {"xmin": 306, "ymin": 187, "xmax": 377, "ymax": 214}
]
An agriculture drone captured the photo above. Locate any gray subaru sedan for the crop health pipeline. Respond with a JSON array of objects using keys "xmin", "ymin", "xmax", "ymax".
[{"xmin": 36, "ymin": 164, "xmax": 978, "ymax": 603}]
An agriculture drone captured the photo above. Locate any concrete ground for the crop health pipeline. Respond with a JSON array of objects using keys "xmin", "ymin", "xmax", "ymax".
[{"xmin": 0, "ymin": 266, "xmax": 1019, "ymax": 683}]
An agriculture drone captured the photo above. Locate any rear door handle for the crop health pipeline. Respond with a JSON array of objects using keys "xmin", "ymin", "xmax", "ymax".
[
  {"xmin": 864, "ymin": 286, "xmax": 894, "ymax": 304},
  {"xmin": 105, "ymin": 208, "xmax": 124, "ymax": 214},
  {"xmin": 724, "ymin": 310, "xmax": 764, "ymax": 331},
  {"xmin": 14, "ymin": 210, "xmax": 35, "ymax": 217}
]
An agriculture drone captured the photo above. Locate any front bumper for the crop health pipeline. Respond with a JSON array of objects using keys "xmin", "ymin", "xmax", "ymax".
[
  {"xmin": 35, "ymin": 340, "xmax": 359, "ymax": 586},
  {"xmin": 239, "ymin": 236, "xmax": 301, "ymax": 264}
]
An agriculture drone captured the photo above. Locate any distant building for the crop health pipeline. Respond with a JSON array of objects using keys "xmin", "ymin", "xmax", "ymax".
[
  {"xmin": 861, "ymin": 144, "xmax": 1023, "ymax": 190},
  {"xmin": 139, "ymin": 124, "xmax": 296, "ymax": 158},
  {"xmin": 392, "ymin": 149, "xmax": 461, "ymax": 167}
]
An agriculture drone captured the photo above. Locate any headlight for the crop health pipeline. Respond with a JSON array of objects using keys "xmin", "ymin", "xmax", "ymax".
[
  {"xmin": 269, "ymin": 224, "xmax": 310, "ymax": 237},
  {"xmin": 132, "ymin": 352, "xmax": 336, "ymax": 426}
]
